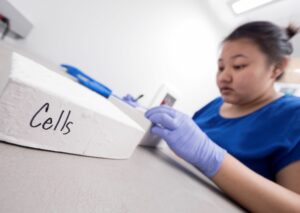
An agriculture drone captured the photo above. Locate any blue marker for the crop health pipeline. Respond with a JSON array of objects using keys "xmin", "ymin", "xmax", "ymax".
[{"xmin": 61, "ymin": 64, "xmax": 114, "ymax": 99}]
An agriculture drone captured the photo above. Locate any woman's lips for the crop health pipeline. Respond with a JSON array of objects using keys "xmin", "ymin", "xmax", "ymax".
[{"xmin": 220, "ymin": 87, "xmax": 234, "ymax": 94}]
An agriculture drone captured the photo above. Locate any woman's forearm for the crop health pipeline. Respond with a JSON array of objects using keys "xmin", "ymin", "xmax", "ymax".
[{"xmin": 211, "ymin": 153, "xmax": 300, "ymax": 213}]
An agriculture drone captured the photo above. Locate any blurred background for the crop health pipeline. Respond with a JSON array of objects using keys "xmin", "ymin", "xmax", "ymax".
[{"xmin": 1, "ymin": 0, "xmax": 299, "ymax": 115}]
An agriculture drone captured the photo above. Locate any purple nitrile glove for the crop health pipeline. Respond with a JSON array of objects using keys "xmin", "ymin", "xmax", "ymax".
[
  {"xmin": 145, "ymin": 105, "xmax": 226, "ymax": 177},
  {"xmin": 122, "ymin": 94, "xmax": 140, "ymax": 107}
]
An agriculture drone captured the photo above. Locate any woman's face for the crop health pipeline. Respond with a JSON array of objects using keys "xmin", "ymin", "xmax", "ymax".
[{"xmin": 217, "ymin": 38, "xmax": 278, "ymax": 105}]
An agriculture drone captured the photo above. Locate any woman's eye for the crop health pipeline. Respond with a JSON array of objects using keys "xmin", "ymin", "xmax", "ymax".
[
  {"xmin": 233, "ymin": 64, "xmax": 247, "ymax": 70},
  {"xmin": 218, "ymin": 67, "xmax": 224, "ymax": 72}
]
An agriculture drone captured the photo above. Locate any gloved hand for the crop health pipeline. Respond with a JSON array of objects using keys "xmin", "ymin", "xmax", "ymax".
[
  {"xmin": 122, "ymin": 94, "xmax": 140, "ymax": 107},
  {"xmin": 145, "ymin": 105, "xmax": 226, "ymax": 177}
]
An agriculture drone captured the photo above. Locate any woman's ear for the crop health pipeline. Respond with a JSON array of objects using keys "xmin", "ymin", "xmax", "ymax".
[{"xmin": 271, "ymin": 57, "xmax": 289, "ymax": 80}]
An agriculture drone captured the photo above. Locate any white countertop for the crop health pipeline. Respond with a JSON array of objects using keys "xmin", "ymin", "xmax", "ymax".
[{"xmin": 0, "ymin": 142, "xmax": 245, "ymax": 213}]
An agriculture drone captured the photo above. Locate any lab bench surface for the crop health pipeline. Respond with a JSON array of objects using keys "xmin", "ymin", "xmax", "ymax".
[{"xmin": 0, "ymin": 141, "xmax": 245, "ymax": 213}]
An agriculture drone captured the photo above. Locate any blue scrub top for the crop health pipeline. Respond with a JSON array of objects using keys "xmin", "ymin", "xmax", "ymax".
[{"xmin": 193, "ymin": 95, "xmax": 300, "ymax": 181}]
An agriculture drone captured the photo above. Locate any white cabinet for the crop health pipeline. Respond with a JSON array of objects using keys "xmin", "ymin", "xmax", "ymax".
[{"xmin": 0, "ymin": 0, "xmax": 33, "ymax": 39}]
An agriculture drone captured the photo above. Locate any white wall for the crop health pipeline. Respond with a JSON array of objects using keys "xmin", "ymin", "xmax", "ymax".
[{"xmin": 8, "ymin": 0, "xmax": 222, "ymax": 115}]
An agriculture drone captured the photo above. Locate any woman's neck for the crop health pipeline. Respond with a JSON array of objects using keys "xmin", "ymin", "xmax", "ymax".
[{"xmin": 220, "ymin": 89, "xmax": 282, "ymax": 118}]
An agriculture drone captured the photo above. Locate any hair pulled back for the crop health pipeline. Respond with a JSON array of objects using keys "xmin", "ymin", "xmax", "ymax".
[{"xmin": 224, "ymin": 21, "xmax": 299, "ymax": 79}]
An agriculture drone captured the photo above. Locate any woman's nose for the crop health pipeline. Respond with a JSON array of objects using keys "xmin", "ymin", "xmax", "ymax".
[{"xmin": 218, "ymin": 68, "xmax": 232, "ymax": 83}]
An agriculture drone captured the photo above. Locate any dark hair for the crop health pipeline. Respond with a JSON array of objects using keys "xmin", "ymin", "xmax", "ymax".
[{"xmin": 223, "ymin": 21, "xmax": 299, "ymax": 79}]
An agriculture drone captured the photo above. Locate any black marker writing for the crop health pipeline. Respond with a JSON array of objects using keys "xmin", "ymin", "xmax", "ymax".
[{"xmin": 30, "ymin": 102, "xmax": 74, "ymax": 135}]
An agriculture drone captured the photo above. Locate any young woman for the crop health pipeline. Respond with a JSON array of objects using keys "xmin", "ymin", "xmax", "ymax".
[{"xmin": 145, "ymin": 21, "xmax": 300, "ymax": 212}]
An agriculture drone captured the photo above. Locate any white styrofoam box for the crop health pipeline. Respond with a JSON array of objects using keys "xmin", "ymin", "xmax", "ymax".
[
  {"xmin": 0, "ymin": 46, "xmax": 145, "ymax": 159},
  {"xmin": 109, "ymin": 96, "xmax": 166, "ymax": 148},
  {"xmin": 109, "ymin": 96, "xmax": 150, "ymax": 131}
]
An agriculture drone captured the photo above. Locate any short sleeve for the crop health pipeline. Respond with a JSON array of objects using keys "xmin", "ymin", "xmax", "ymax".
[
  {"xmin": 272, "ymin": 110, "xmax": 300, "ymax": 174},
  {"xmin": 273, "ymin": 140, "xmax": 300, "ymax": 174}
]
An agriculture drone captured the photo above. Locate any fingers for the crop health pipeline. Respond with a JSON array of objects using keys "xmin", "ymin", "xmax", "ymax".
[
  {"xmin": 123, "ymin": 94, "xmax": 135, "ymax": 102},
  {"xmin": 145, "ymin": 106, "xmax": 182, "ymax": 130},
  {"xmin": 147, "ymin": 112, "xmax": 178, "ymax": 130},
  {"xmin": 122, "ymin": 94, "xmax": 140, "ymax": 107},
  {"xmin": 145, "ymin": 105, "xmax": 176, "ymax": 119},
  {"xmin": 151, "ymin": 126, "xmax": 170, "ymax": 138}
]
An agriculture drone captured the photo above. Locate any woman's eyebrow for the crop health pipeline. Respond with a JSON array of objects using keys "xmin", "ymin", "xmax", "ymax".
[
  {"xmin": 231, "ymin": 54, "xmax": 248, "ymax": 59},
  {"xmin": 218, "ymin": 54, "xmax": 248, "ymax": 62}
]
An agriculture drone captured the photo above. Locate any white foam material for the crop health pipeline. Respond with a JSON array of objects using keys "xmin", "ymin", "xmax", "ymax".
[{"xmin": 0, "ymin": 52, "xmax": 144, "ymax": 159}]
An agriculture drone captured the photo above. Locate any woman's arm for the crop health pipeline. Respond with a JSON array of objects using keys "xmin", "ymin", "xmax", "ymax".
[
  {"xmin": 145, "ymin": 106, "xmax": 300, "ymax": 212},
  {"xmin": 276, "ymin": 161, "xmax": 300, "ymax": 194},
  {"xmin": 212, "ymin": 153, "xmax": 300, "ymax": 213}
]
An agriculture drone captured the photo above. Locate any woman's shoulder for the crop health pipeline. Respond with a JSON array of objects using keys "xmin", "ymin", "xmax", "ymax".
[
  {"xmin": 277, "ymin": 94, "xmax": 300, "ymax": 103},
  {"xmin": 192, "ymin": 97, "xmax": 222, "ymax": 119},
  {"xmin": 271, "ymin": 95, "xmax": 300, "ymax": 114},
  {"xmin": 263, "ymin": 95, "xmax": 300, "ymax": 134}
]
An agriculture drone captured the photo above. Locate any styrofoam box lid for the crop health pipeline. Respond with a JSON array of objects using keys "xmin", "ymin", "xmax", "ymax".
[{"xmin": 9, "ymin": 52, "xmax": 143, "ymax": 132}]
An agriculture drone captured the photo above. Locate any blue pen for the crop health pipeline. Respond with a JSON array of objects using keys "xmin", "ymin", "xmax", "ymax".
[{"xmin": 61, "ymin": 64, "xmax": 115, "ymax": 99}]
